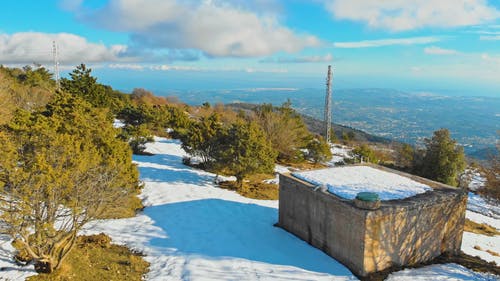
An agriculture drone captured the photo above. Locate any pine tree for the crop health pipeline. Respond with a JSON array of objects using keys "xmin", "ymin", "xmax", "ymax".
[
  {"xmin": 352, "ymin": 144, "xmax": 379, "ymax": 163},
  {"xmin": 217, "ymin": 121, "xmax": 277, "ymax": 187},
  {"xmin": 306, "ymin": 136, "xmax": 332, "ymax": 163},
  {"xmin": 61, "ymin": 64, "xmax": 113, "ymax": 108},
  {"xmin": 253, "ymin": 101, "xmax": 311, "ymax": 162},
  {"xmin": 396, "ymin": 143, "xmax": 414, "ymax": 168},
  {"xmin": 0, "ymin": 92, "xmax": 140, "ymax": 273},
  {"xmin": 419, "ymin": 128, "xmax": 466, "ymax": 186},
  {"xmin": 180, "ymin": 113, "xmax": 224, "ymax": 167}
]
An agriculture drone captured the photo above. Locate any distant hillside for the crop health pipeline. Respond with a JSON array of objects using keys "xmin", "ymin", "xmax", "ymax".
[
  {"xmin": 299, "ymin": 114, "xmax": 392, "ymax": 144},
  {"xmin": 227, "ymin": 103, "xmax": 392, "ymax": 145},
  {"xmin": 469, "ymin": 147, "xmax": 499, "ymax": 160},
  {"xmin": 173, "ymin": 88, "xmax": 499, "ymax": 159}
]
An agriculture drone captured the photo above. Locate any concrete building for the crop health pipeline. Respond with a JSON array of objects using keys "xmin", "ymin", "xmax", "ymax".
[{"xmin": 277, "ymin": 164, "xmax": 467, "ymax": 277}]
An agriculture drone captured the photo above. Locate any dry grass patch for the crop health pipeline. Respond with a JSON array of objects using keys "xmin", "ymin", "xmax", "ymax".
[
  {"xmin": 278, "ymin": 161, "xmax": 325, "ymax": 170},
  {"xmin": 27, "ymin": 234, "xmax": 149, "ymax": 281},
  {"xmin": 486, "ymin": 249, "xmax": 500, "ymax": 257},
  {"xmin": 219, "ymin": 173, "xmax": 278, "ymax": 200},
  {"xmin": 464, "ymin": 219, "xmax": 500, "ymax": 236}
]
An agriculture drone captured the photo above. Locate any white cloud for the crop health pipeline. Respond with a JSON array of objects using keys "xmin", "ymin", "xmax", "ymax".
[
  {"xmin": 106, "ymin": 63, "xmax": 288, "ymax": 73},
  {"xmin": 410, "ymin": 66, "xmax": 422, "ymax": 72},
  {"xmin": 481, "ymin": 53, "xmax": 500, "ymax": 64},
  {"xmin": 334, "ymin": 36, "xmax": 440, "ymax": 48},
  {"xmin": 244, "ymin": 67, "xmax": 287, "ymax": 73},
  {"xmin": 325, "ymin": 0, "xmax": 500, "ymax": 31},
  {"xmin": 261, "ymin": 53, "xmax": 333, "ymax": 63},
  {"xmin": 473, "ymin": 30, "xmax": 500, "ymax": 35},
  {"xmin": 150, "ymin": 65, "xmax": 201, "ymax": 71},
  {"xmin": 424, "ymin": 46, "xmax": 459, "ymax": 55},
  {"xmin": 480, "ymin": 35, "xmax": 500, "ymax": 40},
  {"xmin": 0, "ymin": 32, "xmax": 127, "ymax": 64},
  {"xmin": 77, "ymin": 0, "xmax": 319, "ymax": 57},
  {"xmin": 59, "ymin": 0, "xmax": 83, "ymax": 11},
  {"xmin": 108, "ymin": 63, "xmax": 145, "ymax": 70}
]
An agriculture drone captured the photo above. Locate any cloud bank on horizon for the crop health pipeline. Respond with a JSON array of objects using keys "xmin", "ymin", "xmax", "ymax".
[{"xmin": 0, "ymin": 0, "xmax": 499, "ymax": 92}]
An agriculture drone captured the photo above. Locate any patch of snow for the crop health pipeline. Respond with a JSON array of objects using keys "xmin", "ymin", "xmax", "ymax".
[
  {"xmin": 274, "ymin": 164, "xmax": 291, "ymax": 174},
  {"xmin": 462, "ymin": 169, "xmax": 487, "ymax": 191},
  {"xmin": 113, "ymin": 119, "xmax": 125, "ymax": 128},
  {"xmin": 387, "ymin": 263, "xmax": 498, "ymax": 280},
  {"xmin": 331, "ymin": 145, "xmax": 352, "ymax": 158},
  {"xmin": 84, "ymin": 138, "xmax": 357, "ymax": 281},
  {"xmin": 263, "ymin": 177, "xmax": 279, "ymax": 185},
  {"xmin": 469, "ymin": 175, "xmax": 487, "ymax": 191},
  {"xmin": 467, "ymin": 193, "xmax": 500, "ymax": 220},
  {"xmin": 461, "ymin": 231, "xmax": 500, "ymax": 265},
  {"xmin": 326, "ymin": 145, "xmax": 352, "ymax": 166},
  {"xmin": 0, "ymin": 235, "xmax": 36, "ymax": 280},
  {"xmin": 263, "ymin": 165, "xmax": 292, "ymax": 184},
  {"xmin": 292, "ymin": 166, "xmax": 432, "ymax": 200},
  {"xmin": 466, "ymin": 211, "xmax": 500, "ymax": 230}
]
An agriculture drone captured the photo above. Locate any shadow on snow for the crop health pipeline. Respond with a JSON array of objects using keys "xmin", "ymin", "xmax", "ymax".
[
  {"xmin": 135, "ymin": 151, "xmax": 214, "ymax": 186},
  {"xmin": 145, "ymin": 199, "xmax": 353, "ymax": 277}
]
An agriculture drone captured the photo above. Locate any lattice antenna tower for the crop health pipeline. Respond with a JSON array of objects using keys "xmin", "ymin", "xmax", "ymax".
[
  {"xmin": 324, "ymin": 65, "xmax": 333, "ymax": 143},
  {"xmin": 52, "ymin": 41, "xmax": 60, "ymax": 89}
]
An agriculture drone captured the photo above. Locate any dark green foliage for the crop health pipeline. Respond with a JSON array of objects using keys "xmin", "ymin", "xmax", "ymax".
[
  {"xmin": 396, "ymin": 143, "xmax": 415, "ymax": 168},
  {"xmin": 0, "ymin": 91, "xmax": 141, "ymax": 273},
  {"xmin": 351, "ymin": 144, "xmax": 379, "ymax": 163},
  {"xmin": 61, "ymin": 64, "xmax": 126, "ymax": 111},
  {"xmin": 18, "ymin": 65, "xmax": 55, "ymax": 88},
  {"xmin": 180, "ymin": 113, "xmax": 224, "ymax": 167},
  {"xmin": 120, "ymin": 124, "xmax": 154, "ymax": 155},
  {"xmin": 217, "ymin": 121, "xmax": 277, "ymax": 186},
  {"xmin": 117, "ymin": 102, "xmax": 190, "ymax": 152},
  {"xmin": 253, "ymin": 101, "xmax": 312, "ymax": 163},
  {"xmin": 342, "ymin": 131, "xmax": 356, "ymax": 143},
  {"xmin": 166, "ymin": 105, "xmax": 191, "ymax": 133},
  {"xmin": 416, "ymin": 128, "xmax": 466, "ymax": 186},
  {"xmin": 306, "ymin": 136, "xmax": 332, "ymax": 163},
  {"xmin": 118, "ymin": 103, "xmax": 189, "ymax": 135}
]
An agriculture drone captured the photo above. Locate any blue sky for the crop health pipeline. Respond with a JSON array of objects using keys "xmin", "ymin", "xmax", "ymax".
[{"xmin": 0, "ymin": 0, "xmax": 499, "ymax": 96}]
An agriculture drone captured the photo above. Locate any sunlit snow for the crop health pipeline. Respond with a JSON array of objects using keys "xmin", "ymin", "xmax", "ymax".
[{"xmin": 292, "ymin": 166, "xmax": 432, "ymax": 200}]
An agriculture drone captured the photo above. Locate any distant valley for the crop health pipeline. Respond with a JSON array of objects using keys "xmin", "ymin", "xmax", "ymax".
[{"xmin": 162, "ymin": 88, "xmax": 500, "ymax": 159}]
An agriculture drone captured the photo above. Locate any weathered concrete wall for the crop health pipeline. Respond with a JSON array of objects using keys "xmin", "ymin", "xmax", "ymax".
[
  {"xmin": 279, "ymin": 174, "xmax": 367, "ymax": 275},
  {"xmin": 363, "ymin": 189, "xmax": 467, "ymax": 273},
  {"xmin": 278, "ymin": 165, "xmax": 467, "ymax": 277}
]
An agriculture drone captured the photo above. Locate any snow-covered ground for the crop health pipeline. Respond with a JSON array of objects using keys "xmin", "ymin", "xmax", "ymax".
[
  {"xmin": 463, "ymin": 169, "xmax": 488, "ymax": 192},
  {"xmin": 468, "ymin": 192, "xmax": 500, "ymax": 220},
  {"xmin": 1, "ymin": 137, "xmax": 498, "ymax": 280},
  {"xmin": 462, "ymin": 210, "xmax": 500, "ymax": 264},
  {"xmin": 327, "ymin": 144, "xmax": 352, "ymax": 166},
  {"xmin": 386, "ymin": 263, "xmax": 498, "ymax": 281},
  {"xmin": 263, "ymin": 165, "xmax": 292, "ymax": 185},
  {"xmin": 0, "ymin": 234, "xmax": 36, "ymax": 280},
  {"xmin": 113, "ymin": 118, "xmax": 125, "ymax": 128},
  {"xmin": 292, "ymin": 166, "xmax": 432, "ymax": 200},
  {"xmin": 86, "ymin": 138, "xmax": 357, "ymax": 280}
]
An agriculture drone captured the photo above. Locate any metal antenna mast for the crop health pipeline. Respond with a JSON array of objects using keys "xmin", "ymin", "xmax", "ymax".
[
  {"xmin": 324, "ymin": 65, "xmax": 333, "ymax": 143},
  {"xmin": 52, "ymin": 41, "xmax": 60, "ymax": 89}
]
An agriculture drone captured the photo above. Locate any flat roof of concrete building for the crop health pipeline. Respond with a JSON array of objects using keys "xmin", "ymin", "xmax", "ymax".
[{"xmin": 292, "ymin": 165, "xmax": 432, "ymax": 200}]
